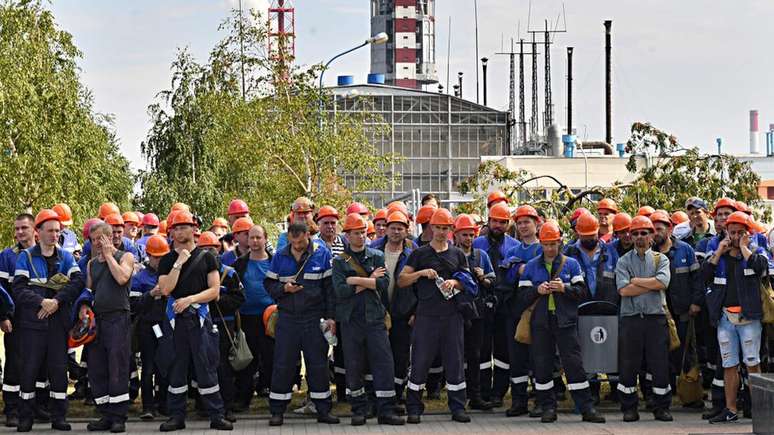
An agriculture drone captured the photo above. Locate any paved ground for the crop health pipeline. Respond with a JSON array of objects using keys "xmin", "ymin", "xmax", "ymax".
[{"xmin": 12, "ymin": 411, "xmax": 753, "ymax": 434}]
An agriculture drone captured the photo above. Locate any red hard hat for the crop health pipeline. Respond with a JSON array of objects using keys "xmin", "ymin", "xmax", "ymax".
[
  {"xmin": 228, "ymin": 199, "xmax": 250, "ymax": 216},
  {"xmin": 197, "ymin": 231, "xmax": 220, "ymax": 248},
  {"xmin": 488, "ymin": 203, "xmax": 511, "ymax": 222},
  {"xmin": 315, "ymin": 205, "xmax": 340, "ymax": 222},
  {"xmin": 575, "ymin": 213, "xmax": 600, "ymax": 236},
  {"xmin": 630, "ymin": 215, "xmax": 655, "ymax": 232},
  {"xmin": 158, "ymin": 220, "xmax": 168, "ymax": 236},
  {"xmin": 487, "ymin": 190, "xmax": 509, "ymax": 207},
  {"xmin": 68, "ymin": 307, "xmax": 96, "ymax": 349},
  {"xmin": 597, "ymin": 198, "xmax": 619, "ymax": 213},
  {"xmin": 454, "ymin": 214, "xmax": 478, "ymax": 233},
  {"xmin": 145, "ymin": 235, "xmax": 171, "ymax": 257},
  {"xmin": 346, "ymin": 202, "xmax": 370, "ymax": 216},
  {"xmin": 122, "ymin": 212, "xmax": 140, "ymax": 225},
  {"xmin": 735, "ymin": 201, "xmax": 751, "ymax": 215},
  {"xmin": 670, "ymin": 211, "xmax": 689, "ymax": 225},
  {"xmin": 52, "ymin": 203, "xmax": 73, "ymax": 226},
  {"xmin": 513, "ymin": 205, "xmax": 539, "ymax": 221},
  {"xmin": 387, "ymin": 211, "xmax": 409, "ymax": 227},
  {"xmin": 142, "ymin": 212, "xmax": 160, "ymax": 227},
  {"xmin": 104, "ymin": 213, "xmax": 124, "ymax": 227},
  {"xmin": 35, "ymin": 209, "xmax": 61, "ymax": 229},
  {"xmin": 263, "ymin": 305, "xmax": 278, "ymax": 338},
  {"xmin": 171, "ymin": 211, "xmax": 195, "ymax": 228},
  {"xmin": 82, "ymin": 218, "xmax": 102, "ymax": 240},
  {"xmin": 342, "ymin": 213, "xmax": 367, "ymax": 232},
  {"xmin": 416, "ymin": 204, "xmax": 438, "ymax": 225},
  {"xmin": 649, "ymin": 211, "xmax": 672, "ymax": 227},
  {"xmin": 232, "ymin": 217, "xmax": 254, "ymax": 234},
  {"xmin": 539, "ymin": 221, "xmax": 562, "ymax": 242},
  {"xmin": 636, "ymin": 206, "xmax": 656, "ymax": 217},
  {"xmin": 570, "ymin": 207, "xmax": 591, "ymax": 223},
  {"xmin": 98, "ymin": 202, "xmax": 120, "ymax": 220},
  {"xmin": 612, "ymin": 213, "xmax": 633, "ymax": 232},
  {"xmin": 430, "ymin": 208, "xmax": 454, "ymax": 226},
  {"xmin": 712, "ymin": 197, "xmax": 737, "ymax": 216},
  {"xmin": 725, "ymin": 211, "xmax": 750, "ymax": 229},
  {"xmin": 373, "ymin": 208, "xmax": 388, "ymax": 223}
]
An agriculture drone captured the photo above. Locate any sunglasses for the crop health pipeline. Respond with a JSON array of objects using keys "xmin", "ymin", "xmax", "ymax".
[{"xmin": 631, "ymin": 231, "xmax": 651, "ymax": 237}]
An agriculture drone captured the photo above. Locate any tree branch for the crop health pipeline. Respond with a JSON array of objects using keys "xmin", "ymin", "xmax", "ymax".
[{"xmin": 271, "ymin": 153, "xmax": 307, "ymax": 192}]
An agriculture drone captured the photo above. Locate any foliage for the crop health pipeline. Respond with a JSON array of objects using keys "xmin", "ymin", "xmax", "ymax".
[
  {"xmin": 0, "ymin": 0, "xmax": 133, "ymax": 245},
  {"xmin": 136, "ymin": 8, "xmax": 396, "ymax": 224},
  {"xmin": 459, "ymin": 122, "xmax": 765, "ymax": 223}
]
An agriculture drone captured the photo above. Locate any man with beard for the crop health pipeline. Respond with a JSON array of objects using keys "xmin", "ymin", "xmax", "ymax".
[
  {"xmin": 615, "ymin": 216, "xmax": 673, "ymax": 423},
  {"xmin": 473, "ymin": 202, "xmax": 518, "ymax": 409},
  {"xmin": 650, "ymin": 211, "xmax": 703, "ymax": 408}
]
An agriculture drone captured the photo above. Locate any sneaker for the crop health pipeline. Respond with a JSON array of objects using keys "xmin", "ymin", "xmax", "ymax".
[
  {"xmin": 139, "ymin": 410, "xmax": 155, "ymax": 421},
  {"xmin": 293, "ymin": 398, "xmax": 317, "ymax": 415},
  {"xmin": 708, "ymin": 408, "xmax": 738, "ymax": 424}
]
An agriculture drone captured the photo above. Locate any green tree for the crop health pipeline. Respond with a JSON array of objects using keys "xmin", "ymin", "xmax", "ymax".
[
  {"xmin": 0, "ymin": 0, "xmax": 133, "ymax": 245},
  {"xmin": 136, "ymin": 9, "xmax": 395, "ymax": 224}
]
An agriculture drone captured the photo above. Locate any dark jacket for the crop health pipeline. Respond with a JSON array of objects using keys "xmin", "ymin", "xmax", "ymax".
[
  {"xmin": 701, "ymin": 244, "xmax": 768, "ymax": 326},
  {"xmin": 661, "ymin": 236, "xmax": 703, "ymax": 316},
  {"xmin": 210, "ymin": 265, "xmax": 245, "ymax": 322},
  {"xmin": 517, "ymin": 254, "xmax": 588, "ymax": 328},
  {"xmin": 370, "ymin": 236, "xmax": 416, "ymax": 318},
  {"xmin": 331, "ymin": 246, "xmax": 390, "ymax": 325}
]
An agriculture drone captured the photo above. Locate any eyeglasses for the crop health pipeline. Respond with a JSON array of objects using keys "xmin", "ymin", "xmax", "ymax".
[{"xmin": 631, "ymin": 231, "xmax": 650, "ymax": 237}]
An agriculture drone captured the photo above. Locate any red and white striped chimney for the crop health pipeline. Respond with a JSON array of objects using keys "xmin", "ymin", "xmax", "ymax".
[{"xmin": 750, "ymin": 109, "xmax": 760, "ymax": 154}]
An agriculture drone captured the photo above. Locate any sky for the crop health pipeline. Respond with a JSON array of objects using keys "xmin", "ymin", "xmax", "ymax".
[{"xmin": 50, "ymin": 0, "xmax": 774, "ymax": 170}]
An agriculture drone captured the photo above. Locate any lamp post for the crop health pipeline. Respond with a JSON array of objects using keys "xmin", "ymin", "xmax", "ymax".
[
  {"xmin": 318, "ymin": 32, "xmax": 389, "ymax": 129},
  {"xmin": 481, "ymin": 57, "xmax": 488, "ymax": 106},
  {"xmin": 457, "ymin": 72, "xmax": 464, "ymax": 99}
]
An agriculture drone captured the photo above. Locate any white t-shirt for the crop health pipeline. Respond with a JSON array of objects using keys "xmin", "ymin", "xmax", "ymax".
[{"xmin": 384, "ymin": 249, "xmax": 402, "ymax": 302}]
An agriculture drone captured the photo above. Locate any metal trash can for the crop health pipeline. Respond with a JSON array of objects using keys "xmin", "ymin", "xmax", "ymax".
[{"xmin": 577, "ymin": 301, "xmax": 618, "ymax": 374}]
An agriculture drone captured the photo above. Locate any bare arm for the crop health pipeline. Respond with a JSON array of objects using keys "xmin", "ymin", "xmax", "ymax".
[
  {"xmin": 398, "ymin": 266, "xmax": 435, "ymax": 288},
  {"xmin": 619, "ymin": 283, "xmax": 653, "ymax": 297},
  {"xmin": 105, "ymin": 253, "xmax": 134, "ymax": 286},
  {"xmin": 630, "ymin": 277, "xmax": 666, "ymax": 291}
]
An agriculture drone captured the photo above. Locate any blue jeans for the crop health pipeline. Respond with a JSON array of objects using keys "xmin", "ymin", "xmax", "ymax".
[{"xmin": 717, "ymin": 311, "xmax": 762, "ymax": 368}]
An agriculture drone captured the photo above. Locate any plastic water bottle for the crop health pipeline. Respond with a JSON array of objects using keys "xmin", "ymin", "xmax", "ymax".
[{"xmin": 320, "ymin": 318, "xmax": 337, "ymax": 346}]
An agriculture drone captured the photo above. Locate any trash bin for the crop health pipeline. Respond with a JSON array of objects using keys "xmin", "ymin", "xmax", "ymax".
[{"xmin": 577, "ymin": 301, "xmax": 618, "ymax": 374}]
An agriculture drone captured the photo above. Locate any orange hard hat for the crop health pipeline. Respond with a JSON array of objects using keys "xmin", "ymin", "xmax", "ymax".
[
  {"xmin": 539, "ymin": 220, "xmax": 562, "ymax": 242},
  {"xmin": 597, "ymin": 198, "xmax": 619, "ymax": 213},
  {"xmin": 171, "ymin": 211, "xmax": 195, "ymax": 228},
  {"xmin": 570, "ymin": 207, "xmax": 591, "ymax": 223},
  {"xmin": 171, "ymin": 202, "xmax": 190, "ymax": 213},
  {"xmin": 315, "ymin": 205, "xmax": 340, "ymax": 222},
  {"xmin": 228, "ymin": 199, "xmax": 250, "ymax": 216},
  {"xmin": 487, "ymin": 190, "xmax": 509, "ymax": 207},
  {"xmin": 387, "ymin": 211, "xmax": 409, "ymax": 227},
  {"xmin": 670, "ymin": 211, "xmax": 689, "ymax": 225},
  {"xmin": 68, "ymin": 307, "xmax": 96, "ymax": 349},
  {"xmin": 166, "ymin": 210, "xmax": 180, "ymax": 229},
  {"xmin": 210, "ymin": 217, "xmax": 229, "ymax": 230},
  {"xmin": 735, "ymin": 201, "xmax": 751, "ymax": 215},
  {"xmin": 575, "ymin": 213, "xmax": 600, "ymax": 236},
  {"xmin": 98, "ymin": 202, "xmax": 120, "ymax": 220},
  {"xmin": 35, "ymin": 209, "xmax": 61, "ymax": 229},
  {"xmin": 263, "ymin": 305, "xmax": 278, "ymax": 338},
  {"xmin": 145, "ymin": 235, "xmax": 171, "ymax": 257},
  {"xmin": 386, "ymin": 201, "xmax": 410, "ymax": 219},
  {"xmin": 232, "ymin": 217, "xmax": 254, "ymax": 234},
  {"xmin": 346, "ymin": 202, "xmax": 370, "ymax": 216},
  {"xmin": 488, "ymin": 203, "xmax": 511, "ymax": 222},
  {"xmin": 513, "ymin": 204, "xmax": 539, "ymax": 221},
  {"xmin": 612, "ymin": 212, "xmax": 633, "ymax": 232},
  {"xmin": 630, "ymin": 215, "xmax": 655, "ymax": 232},
  {"xmin": 291, "ymin": 197, "xmax": 314, "ymax": 213},
  {"xmin": 725, "ymin": 211, "xmax": 750, "ymax": 229},
  {"xmin": 373, "ymin": 208, "xmax": 388, "ymax": 223},
  {"xmin": 430, "ymin": 208, "xmax": 454, "ymax": 226},
  {"xmin": 142, "ymin": 213, "xmax": 160, "ymax": 227},
  {"xmin": 416, "ymin": 204, "xmax": 438, "ymax": 224},
  {"xmin": 197, "ymin": 231, "xmax": 220, "ymax": 248},
  {"xmin": 52, "ymin": 203, "xmax": 73, "ymax": 226},
  {"xmin": 649, "ymin": 211, "xmax": 672, "ymax": 227},
  {"xmin": 122, "ymin": 211, "xmax": 140, "ymax": 225},
  {"xmin": 367, "ymin": 220, "xmax": 375, "ymax": 235},
  {"xmin": 454, "ymin": 214, "xmax": 478, "ymax": 233},
  {"xmin": 158, "ymin": 220, "xmax": 168, "ymax": 236},
  {"xmin": 104, "ymin": 213, "xmax": 124, "ymax": 227},
  {"xmin": 342, "ymin": 213, "xmax": 367, "ymax": 232},
  {"xmin": 636, "ymin": 206, "xmax": 655, "ymax": 217},
  {"xmin": 712, "ymin": 197, "xmax": 737, "ymax": 216}
]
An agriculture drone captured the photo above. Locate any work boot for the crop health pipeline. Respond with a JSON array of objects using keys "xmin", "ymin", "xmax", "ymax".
[
  {"xmin": 540, "ymin": 409, "xmax": 557, "ymax": 423},
  {"xmin": 268, "ymin": 414, "xmax": 283, "ymax": 426},
  {"xmin": 224, "ymin": 411, "xmax": 237, "ymax": 423},
  {"xmin": 51, "ymin": 418, "xmax": 71, "ymax": 431},
  {"xmin": 489, "ymin": 398, "xmax": 503, "ymax": 408},
  {"xmin": 316, "ymin": 413, "xmax": 340, "ymax": 424},
  {"xmin": 505, "ymin": 404, "xmax": 528, "ymax": 417},
  {"xmin": 5, "ymin": 415, "xmax": 18, "ymax": 428},
  {"xmin": 34, "ymin": 408, "xmax": 51, "ymax": 423},
  {"xmin": 468, "ymin": 398, "xmax": 494, "ymax": 410},
  {"xmin": 87, "ymin": 418, "xmax": 112, "ymax": 431},
  {"xmin": 653, "ymin": 409, "xmax": 673, "ymax": 422},
  {"xmin": 582, "ymin": 409, "xmax": 606, "ymax": 423},
  {"xmin": 528, "ymin": 406, "xmax": 543, "ymax": 418},
  {"xmin": 15, "ymin": 418, "xmax": 32, "ymax": 433},
  {"xmin": 702, "ymin": 406, "xmax": 723, "ymax": 420},
  {"xmin": 110, "ymin": 421, "xmax": 126, "ymax": 433},
  {"xmin": 407, "ymin": 414, "xmax": 421, "ymax": 424},
  {"xmin": 377, "ymin": 414, "xmax": 405, "ymax": 425},
  {"xmin": 159, "ymin": 418, "xmax": 186, "ymax": 432},
  {"xmin": 350, "ymin": 415, "xmax": 366, "ymax": 426},
  {"xmin": 623, "ymin": 409, "xmax": 640, "ymax": 422},
  {"xmin": 209, "ymin": 418, "xmax": 233, "ymax": 431},
  {"xmin": 451, "ymin": 411, "xmax": 471, "ymax": 423}
]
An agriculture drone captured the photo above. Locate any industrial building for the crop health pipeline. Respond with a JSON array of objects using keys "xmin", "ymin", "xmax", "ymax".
[
  {"xmin": 370, "ymin": 0, "xmax": 438, "ymax": 89},
  {"xmin": 329, "ymin": 81, "xmax": 508, "ymax": 206}
]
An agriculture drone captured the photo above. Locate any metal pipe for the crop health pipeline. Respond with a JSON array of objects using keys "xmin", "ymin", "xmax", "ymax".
[
  {"xmin": 604, "ymin": 20, "xmax": 612, "ymax": 145},
  {"xmin": 458, "ymin": 72, "xmax": 463, "ymax": 99},
  {"xmin": 481, "ymin": 57, "xmax": 488, "ymax": 106},
  {"xmin": 567, "ymin": 46, "xmax": 573, "ymax": 135}
]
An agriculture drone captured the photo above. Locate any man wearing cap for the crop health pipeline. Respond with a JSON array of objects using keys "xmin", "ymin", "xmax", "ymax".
[
  {"xmin": 156, "ymin": 211, "xmax": 233, "ymax": 431},
  {"xmin": 650, "ymin": 211, "xmax": 704, "ymax": 408},
  {"xmin": 399, "ymin": 208, "xmax": 473, "ymax": 424},
  {"xmin": 674, "ymin": 198, "xmax": 715, "ymax": 250},
  {"xmin": 615, "ymin": 216, "xmax": 673, "ymax": 423},
  {"xmin": 71, "ymin": 222, "xmax": 135, "ymax": 433},
  {"xmin": 370, "ymin": 211, "xmax": 417, "ymax": 405},
  {"xmin": 332, "ymin": 214, "xmax": 405, "ymax": 426},
  {"xmin": 12, "ymin": 210, "xmax": 85, "ymax": 432}
]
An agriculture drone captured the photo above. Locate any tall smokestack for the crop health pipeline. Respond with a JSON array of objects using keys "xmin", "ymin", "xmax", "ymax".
[{"xmin": 750, "ymin": 109, "xmax": 760, "ymax": 154}]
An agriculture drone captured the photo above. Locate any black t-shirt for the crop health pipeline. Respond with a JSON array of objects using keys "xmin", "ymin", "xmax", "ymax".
[
  {"xmin": 158, "ymin": 247, "xmax": 218, "ymax": 299},
  {"xmin": 723, "ymin": 256, "xmax": 740, "ymax": 308},
  {"xmin": 406, "ymin": 243, "xmax": 469, "ymax": 316},
  {"xmin": 44, "ymin": 253, "xmax": 59, "ymax": 277}
]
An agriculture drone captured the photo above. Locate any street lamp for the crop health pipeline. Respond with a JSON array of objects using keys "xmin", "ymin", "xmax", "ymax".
[
  {"xmin": 481, "ymin": 57, "xmax": 488, "ymax": 106},
  {"xmin": 318, "ymin": 32, "xmax": 389, "ymax": 128}
]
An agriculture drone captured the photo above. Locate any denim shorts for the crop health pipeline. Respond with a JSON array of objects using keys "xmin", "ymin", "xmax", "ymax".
[{"xmin": 717, "ymin": 310, "xmax": 762, "ymax": 368}]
